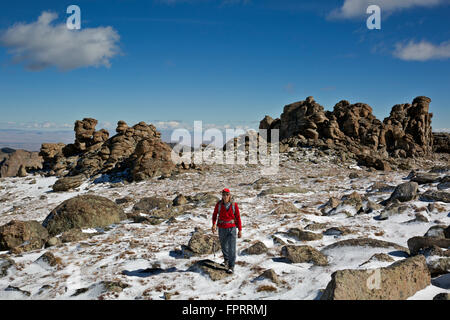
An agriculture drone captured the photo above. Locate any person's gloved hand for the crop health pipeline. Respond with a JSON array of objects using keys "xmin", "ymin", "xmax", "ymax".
[
  {"xmin": 211, "ymin": 224, "xmax": 216, "ymax": 234},
  {"xmin": 238, "ymin": 230, "xmax": 242, "ymax": 238}
]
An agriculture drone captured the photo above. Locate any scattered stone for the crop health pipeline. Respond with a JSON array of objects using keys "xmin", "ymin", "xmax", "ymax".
[
  {"xmin": 101, "ymin": 280, "xmax": 129, "ymax": 293},
  {"xmin": 410, "ymin": 172, "xmax": 442, "ymax": 185},
  {"xmin": 365, "ymin": 200, "xmax": 383, "ymax": 213},
  {"xmin": 60, "ymin": 228, "xmax": 90, "ymax": 243},
  {"xmin": 271, "ymin": 202, "xmax": 300, "ymax": 215},
  {"xmin": 377, "ymin": 202, "xmax": 409, "ymax": 220},
  {"xmin": 45, "ymin": 237, "xmax": 62, "ymax": 248},
  {"xmin": 383, "ymin": 182, "xmax": 418, "ymax": 204},
  {"xmin": 437, "ymin": 181, "xmax": 450, "ymax": 190},
  {"xmin": 287, "ymin": 228, "xmax": 323, "ymax": 241},
  {"xmin": 115, "ymin": 196, "xmax": 133, "ymax": 205},
  {"xmin": 254, "ymin": 269, "xmax": 280, "ymax": 285},
  {"xmin": 133, "ymin": 197, "xmax": 172, "ymax": 213},
  {"xmin": 173, "ymin": 194, "xmax": 187, "ymax": 206},
  {"xmin": 320, "ymin": 255, "xmax": 430, "ymax": 300},
  {"xmin": 42, "ymin": 195, "xmax": 124, "ymax": 236},
  {"xmin": 258, "ymin": 186, "xmax": 308, "ymax": 196},
  {"xmin": 241, "ymin": 241, "xmax": 268, "ymax": 255},
  {"xmin": 426, "ymin": 257, "xmax": 450, "ymax": 276},
  {"xmin": 424, "ymin": 225, "xmax": 448, "ymax": 238},
  {"xmin": 4, "ymin": 285, "xmax": 31, "ymax": 297},
  {"xmin": 52, "ymin": 175, "xmax": 85, "ymax": 192},
  {"xmin": 322, "ymin": 238, "xmax": 408, "ymax": 253},
  {"xmin": 0, "ymin": 256, "xmax": 15, "ymax": 277},
  {"xmin": 304, "ymin": 223, "xmax": 329, "ymax": 231},
  {"xmin": 187, "ymin": 259, "xmax": 231, "ymax": 281},
  {"xmin": 407, "ymin": 236, "xmax": 450, "ymax": 256},
  {"xmin": 433, "ymin": 293, "xmax": 450, "ymax": 300},
  {"xmin": 35, "ymin": 251, "xmax": 61, "ymax": 267},
  {"xmin": 187, "ymin": 229, "xmax": 220, "ymax": 255},
  {"xmin": 419, "ymin": 190, "xmax": 450, "ymax": 203},
  {"xmin": 271, "ymin": 235, "xmax": 286, "ymax": 246},
  {"xmin": 323, "ymin": 227, "xmax": 353, "ymax": 237},
  {"xmin": 281, "ymin": 245, "xmax": 328, "ymax": 266},
  {"xmin": 359, "ymin": 253, "xmax": 394, "ymax": 266},
  {"xmin": 0, "ymin": 220, "xmax": 49, "ymax": 252},
  {"xmin": 368, "ymin": 182, "xmax": 395, "ymax": 193}
]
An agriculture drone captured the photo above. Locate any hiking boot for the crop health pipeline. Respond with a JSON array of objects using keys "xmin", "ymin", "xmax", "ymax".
[
  {"xmin": 220, "ymin": 260, "xmax": 229, "ymax": 268},
  {"xmin": 226, "ymin": 268, "xmax": 234, "ymax": 274}
]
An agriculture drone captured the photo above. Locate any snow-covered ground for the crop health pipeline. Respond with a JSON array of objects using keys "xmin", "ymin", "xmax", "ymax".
[{"xmin": 0, "ymin": 149, "xmax": 449, "ymax": 300}]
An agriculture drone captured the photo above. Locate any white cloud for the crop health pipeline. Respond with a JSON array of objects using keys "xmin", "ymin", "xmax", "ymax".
[
  {"xmin": 0, "ymin": 11, "xmax": 121, "ymax": 71},
  {"xmin": 393, "ymin": 40, "xmax": 450, "ymax": 61},
  {"xmin": 329, "ymin": 0, "xmax": 446, "ymax": 19}
]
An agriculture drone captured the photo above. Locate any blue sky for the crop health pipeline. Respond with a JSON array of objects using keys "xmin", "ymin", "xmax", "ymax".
[{"xmin": 0, "ymin": 0, "xmax": 450, "ymax": 142}]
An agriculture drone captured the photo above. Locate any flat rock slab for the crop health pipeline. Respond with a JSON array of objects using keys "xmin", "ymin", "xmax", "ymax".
[
  {"xmin": 187, "ymin": 259, "xmax": 231, "ymax": 281},
  {"xmin": 419, "ymin": 190, "xmax": 450, "ymax": 203},
  {"xmin": 52, "ymin": 175, "xmax": 85, "ymax": 192},
  {"xmin": 322, "ymin": 238, "xmax": 409, "ymax": 254},
  {"xmin": 321, "ymin": 255, "xmax": 430, "ymax": 300},
  {"xmin": 407, "ymin": 236, "xmax": 450, "ymax": 256}
]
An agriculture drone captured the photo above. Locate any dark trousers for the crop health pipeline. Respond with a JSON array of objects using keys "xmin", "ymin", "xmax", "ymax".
[{"xmin": 218, "ymin": 227, "xmax": 236, "ymax": 269}]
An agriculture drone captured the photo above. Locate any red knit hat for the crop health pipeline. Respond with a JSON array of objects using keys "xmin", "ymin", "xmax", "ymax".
[{"xmin": 222, "ymin": 188, "xmax": 230, "ymax": 193}]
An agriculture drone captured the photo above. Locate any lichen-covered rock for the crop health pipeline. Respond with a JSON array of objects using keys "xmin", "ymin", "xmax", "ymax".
[
  {"xmin": 241, "ymin": 241, "xmax": 268, "ymax": 255},
  {"xmin": 0, "ymin": 220, "xmax": 49, "ymax": 252},
  {"xmin": 419, "ymin": 190, "xmax": 450, "ymax": 203},
  {"xmin": 320, "ymin": 255, "xmax": 430, "ymax": 300},
  {"xmin": 42, "ymin": 195, "xmax": 124, "ymax": 236},
  {"xmin": 281, "ymin": 245, "xmax": 328, "ymax": 266},
  {"xmin": 187, "ymin": 229, "xmax": 220, "ymax": 255},
  {"xmin": 385, "ymin": 182, "xmax": 418, "ymax": 204},
  {"xmin": 187, "ymin": 259, "xmax": 231, "ymax": 281},
  {"xmin": 407, "ymin": 236, "xmax": 450, "ymax": 256},
  {"xmin": 322, "ymin": 238, "xmax": 408, "ymax": 253},
  {"xmin": 52, "ymin": 175, "xmax": 85, "ymax": 192},
  {"xmin": 287, "ymin": 228, "xmax": 323, "ymax": 241}
]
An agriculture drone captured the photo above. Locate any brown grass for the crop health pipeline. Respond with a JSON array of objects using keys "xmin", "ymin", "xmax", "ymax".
[{"xmin": 256, "ymin": 285, "xmax": 277, "ymax": 292}]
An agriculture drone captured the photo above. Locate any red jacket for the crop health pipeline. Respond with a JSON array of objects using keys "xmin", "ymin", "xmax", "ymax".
[{"xmin": 212, "ymin": 201, "xmax": 242, "ymax": 231}]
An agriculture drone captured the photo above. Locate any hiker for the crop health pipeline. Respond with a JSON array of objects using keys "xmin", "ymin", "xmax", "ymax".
[{"xmin": 211, "ymin": 188, "xmax": 242, "ymax": 274}]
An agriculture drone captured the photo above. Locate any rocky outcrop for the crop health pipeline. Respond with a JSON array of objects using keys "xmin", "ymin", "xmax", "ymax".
[
  {"xmin": 432, "ymin": 132, "xmax": 450, "ymax": 153},
  {"xmin": 320, "ymin": 255, "xmax": 430, "ymax": 300},
  {"xmin": 0, "ymin": 220, "xmax": 49, "ymax": 253},
  {"xmin": 39, "ymin": 119, "xmax": 176, "ymax": 181},
  {"xmin": 42, "ymin": 195, "xmax": 125, "ymax": 236},
  {"xmin": 0, "ymin": 150, "xmax": 43, "ymax": 177},
  {"xmin": 260, "ymin": 96, "xmax": 435, "ymax": 168}
]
